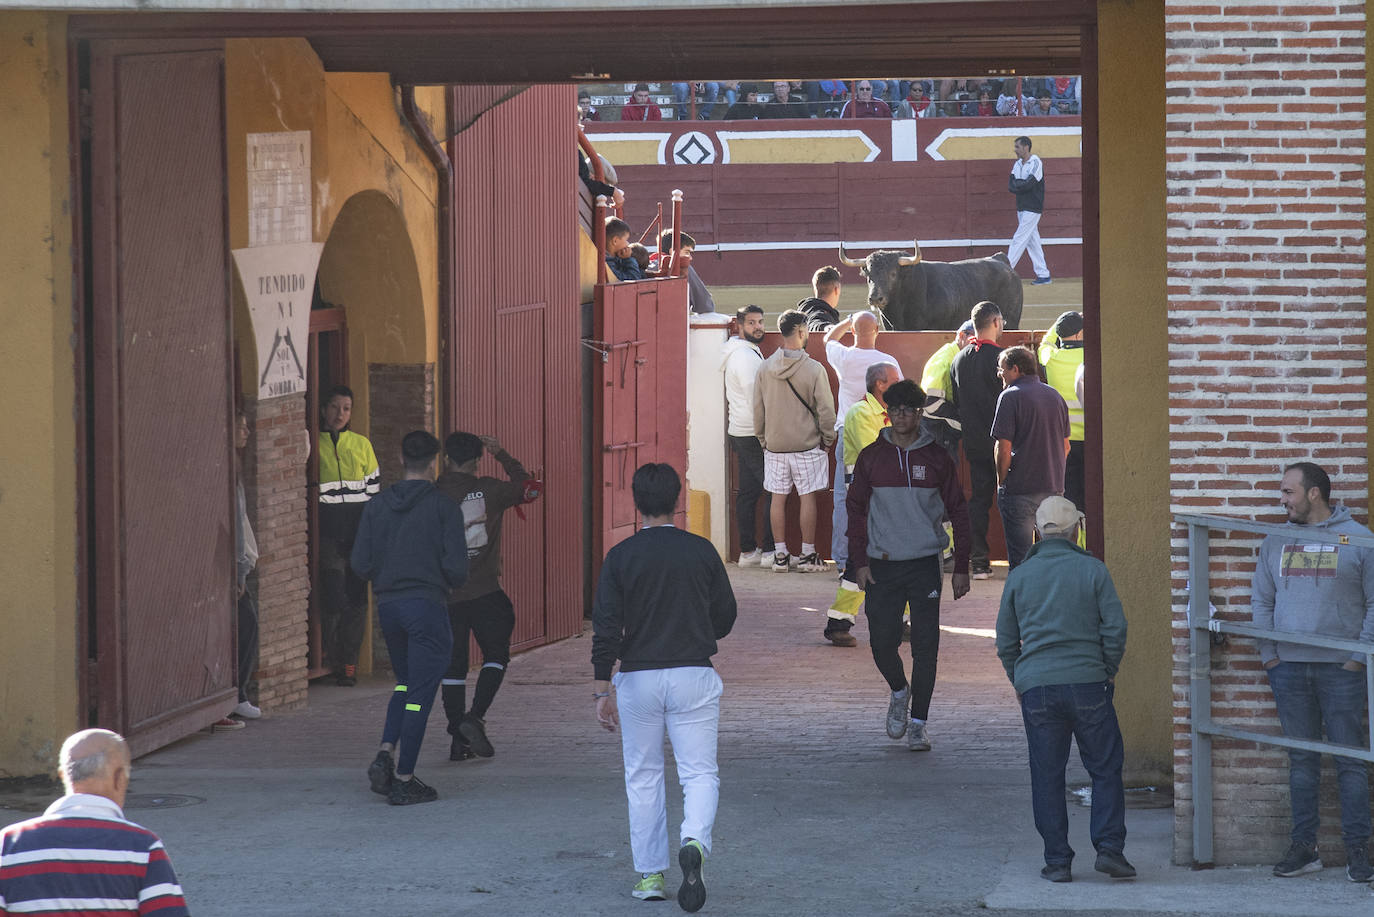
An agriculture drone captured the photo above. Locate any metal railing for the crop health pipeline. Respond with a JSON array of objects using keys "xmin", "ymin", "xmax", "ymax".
[{"xmin": 1178, "ymin": 512, "xmax": 1374, "ymax": 867}]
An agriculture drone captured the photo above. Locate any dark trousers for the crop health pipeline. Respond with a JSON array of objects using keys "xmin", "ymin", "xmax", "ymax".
[
  {"xmin": 378, "ymin": 598, "xmax": 453, "ymax": 776},
  {"xmin": 998, "ymin": 489, "xmax": 1054, "ymax": 571},
  {"xmin": 728, "ymin": 434, "xmax": 773, "ymax": 553},
  {"xmin": 1064, "ymin": 440, "xmax": 1085, "ymax": 512},
  {"xmin": 964, "ymin": 446, "xmax": 997, "ymax": 570},
  {"xmin": 320, "ymin": 537, "xmax": 368, "ymax": 670},
  {"xmin": 442, "ymin": 589, "xmax": 517, "ymax": 731},
  {"xmin": 1020, "ymin": 681, "xmax": 1127, "ymax": 866},
  {"xmin": 236, "ymin": 586, "xmax": 259, "ymax": 704},
  {"xmin": 863, "ymin": 556, "xmax": 942, "ymax": 720}
]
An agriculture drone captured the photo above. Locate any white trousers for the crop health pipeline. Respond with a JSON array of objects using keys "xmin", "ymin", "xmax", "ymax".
[
  {"xmin": 1007, "ymin": 210, "xmax": 1048, "ymax": 278},
  {"xmin": 614, "ymin": 666, "xmax": 723, "ymax": 874}
]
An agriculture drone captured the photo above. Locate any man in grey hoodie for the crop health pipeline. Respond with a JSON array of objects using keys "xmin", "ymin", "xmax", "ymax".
[
  {"xmin": 1252, "ymin": 462, "xmax": 1374, "ymax": 882},
  {"xmin": 753, "ymin": 309, "xmax": 836, "ymax": 573}
]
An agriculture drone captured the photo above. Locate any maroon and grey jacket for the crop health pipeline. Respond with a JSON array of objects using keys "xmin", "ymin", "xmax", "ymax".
[{"xmin": 845, "ymin": 427, "xmax": 972, "ymax": 574}]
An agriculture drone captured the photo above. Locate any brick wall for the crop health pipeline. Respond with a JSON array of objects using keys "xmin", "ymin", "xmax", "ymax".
[
  {"xmin": 244, "ymin": 395, "xmax": 311, "ymax": 711},
  {"xmin": 365, "ymin": 363, "xmax": 436, "ymax": 669},
  {"xmin": 1165, "ymin": 3, "xmax": 1368, "ymax": 864}
]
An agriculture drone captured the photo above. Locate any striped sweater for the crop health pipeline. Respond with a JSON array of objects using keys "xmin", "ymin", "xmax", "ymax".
[{"xmin": 0, "ymin": 793, "xmax": 188, "ymax": 915}]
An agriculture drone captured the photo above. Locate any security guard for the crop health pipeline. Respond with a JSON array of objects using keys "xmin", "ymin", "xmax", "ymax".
[
  {"xmin": 1038, "ymin": 311, "xmax": 1086, "ymax": 512},
  {"xmin": 318, "ymin": 384, "xmax": 381, "ymax": 686},
  {"xmin": 921, "ymin": 320, "xmax": 975, "ymax": 461}
]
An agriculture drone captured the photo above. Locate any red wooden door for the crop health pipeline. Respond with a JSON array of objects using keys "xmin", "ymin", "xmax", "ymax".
[
  {"xmin": 592, "ymin": 278, "xmax": 689, "ymax": 557},
  {"xmin": 87, "ymin": 42, "xmax": 236, "ymax": 755}
]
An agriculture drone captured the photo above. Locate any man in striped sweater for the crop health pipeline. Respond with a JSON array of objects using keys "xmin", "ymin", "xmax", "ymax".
[{"xmin": 0, "ymin": 729, "xmax": 189, "ymax": 916}]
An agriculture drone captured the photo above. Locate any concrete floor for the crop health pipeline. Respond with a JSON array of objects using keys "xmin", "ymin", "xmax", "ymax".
[{"xmin": 5, "ymin": 565, "xmax": 1370, "ymax": 916}]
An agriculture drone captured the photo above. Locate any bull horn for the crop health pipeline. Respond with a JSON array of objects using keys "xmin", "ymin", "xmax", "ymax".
[
  {"xmin": 838, "ymin": 243, "xmax": 864, "ymax": 268},
  {"xmin": 897, "ymin": 240, "xmax": 923, "ymax": 266}
]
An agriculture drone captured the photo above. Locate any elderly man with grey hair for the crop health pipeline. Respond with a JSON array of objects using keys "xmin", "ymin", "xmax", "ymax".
[
  {"xmin": 0, "ymin": 729, "xmax": 189, "ymax": 915},
  {"xmin": 996, "ymin": 497, "xmax": 1132, "ymax": 884}
]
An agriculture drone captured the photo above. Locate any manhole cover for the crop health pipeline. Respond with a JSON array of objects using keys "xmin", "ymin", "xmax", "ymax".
[{"xmin": 123, "ymin": 794, "xmax": 205, "ymax": 810}]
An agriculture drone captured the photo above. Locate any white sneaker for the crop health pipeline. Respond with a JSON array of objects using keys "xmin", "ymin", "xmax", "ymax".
[
  {"xmin": 886, "ymin": 687, "xmax": 910, "ymax": 739},
  {"xmin": 771, "ymin": 551, "xmax": 791, "ymax": 572},
  {"xmin": 795, "ymin": 552, "xmax": 824, "ymax": 572},
  {"xmin": 737, "ymin": 548, "xmax": 764, "ymax": 566},
  {"xmin": 908, "ymin": 721, "xmax": 931, "ymax": 751},
  {"xmin": 232, "ymin": 700, "xmax": 262, "ymax": 719}
]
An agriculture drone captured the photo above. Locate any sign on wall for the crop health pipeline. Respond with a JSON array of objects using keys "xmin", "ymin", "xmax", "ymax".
[
  {"xmin": 232, "ymin": 243, "xmax": 324, "ymax": 400},
  {"xmin": 235, "ymin": 130, "xmax": 322, "ymax": 400}
]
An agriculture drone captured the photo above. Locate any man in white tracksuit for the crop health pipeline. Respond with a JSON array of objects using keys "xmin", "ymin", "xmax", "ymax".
[{"xmin": 1008, "ymin": 135, "xmax": 1052, "ymax": 285}]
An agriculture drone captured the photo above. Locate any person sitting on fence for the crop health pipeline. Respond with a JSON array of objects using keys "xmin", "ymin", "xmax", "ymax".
[{"xmin": 605, "ymin": 217, "xmax": 644, "ymax": 282}]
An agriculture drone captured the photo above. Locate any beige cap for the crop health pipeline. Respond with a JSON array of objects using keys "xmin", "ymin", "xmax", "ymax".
[{"xmin": 1035, "ymin": 496, "xmax": 1084, "ymax": 535}]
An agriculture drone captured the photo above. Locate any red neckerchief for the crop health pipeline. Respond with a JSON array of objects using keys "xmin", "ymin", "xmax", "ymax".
[{"xmin": 969, "ymin": 336, "xmax": 998, "ymax": 352}]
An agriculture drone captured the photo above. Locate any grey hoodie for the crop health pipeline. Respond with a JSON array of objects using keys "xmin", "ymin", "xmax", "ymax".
[
  {"xmin": 1250, "ymin": 502, "xmax": 1374, "ymax": 666},
  {"xmin": 753, "ymin": 347, "xmax": 836, "ymax": 453}
]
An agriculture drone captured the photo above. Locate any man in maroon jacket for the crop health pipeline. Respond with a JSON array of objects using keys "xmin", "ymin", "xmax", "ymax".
[{"xmin": 847, "ymin": 379, "xmax": 972, "ymax": 752}]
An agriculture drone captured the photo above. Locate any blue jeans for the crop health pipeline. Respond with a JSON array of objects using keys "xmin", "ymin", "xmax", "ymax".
[
  {"xmin": 672, "ymin": 82, "xmax": 719, "ymax": 116},
  {"xmin": 998, "ymin": 488, "xmax": 1053, "ymax": 570},
  {"xmin": 378, "ymin": 598, "xmax": 454, "ymax": 776},
  {"xmin": 831, "ymin": 428, "xmax": 847, "ymax": 569},
  {"xmin": 1266, "ymin": 661, "xmax": 1372, "ymax": 847},
  {"xmin": 1020, "ymin": 681, "xmax": 1126, "ymax": 866}
]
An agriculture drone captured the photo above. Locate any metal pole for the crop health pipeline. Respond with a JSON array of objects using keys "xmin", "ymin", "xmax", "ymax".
[
  {"xmin": 594, "ymin": 194, "xmax": 608, "ymax": 286},
  {"xmin": 667, "ymin": 189, "xmax": 684, "ymax": 277},
  {"xmin": 1187, "ymin": 521, "xmax": 1214, "ymax": 867}
]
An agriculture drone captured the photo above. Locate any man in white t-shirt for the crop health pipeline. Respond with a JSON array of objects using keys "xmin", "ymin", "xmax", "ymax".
[
  {"xmin": 720, "ymin": 305, "xmax": 772, "ymax": 565},
  {"xmin": 823, "ymin": 310, "xmax": 902, "ymax": 575}
]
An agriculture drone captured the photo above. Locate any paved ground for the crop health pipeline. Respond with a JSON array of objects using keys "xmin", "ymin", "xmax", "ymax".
[{"xmin": 6, "ymin": 564, "xmax": 1371, "ymax": 915}]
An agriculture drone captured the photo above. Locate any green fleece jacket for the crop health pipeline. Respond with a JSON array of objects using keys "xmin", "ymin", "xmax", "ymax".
[{"xmin": 996, "ymin": 537, "xmax": 1127, "ymax": 694}]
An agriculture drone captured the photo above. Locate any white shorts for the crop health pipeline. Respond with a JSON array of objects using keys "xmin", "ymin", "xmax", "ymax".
[{"xmin": 764, "ymin": 447, "xmax": 829, "ymax": 495}]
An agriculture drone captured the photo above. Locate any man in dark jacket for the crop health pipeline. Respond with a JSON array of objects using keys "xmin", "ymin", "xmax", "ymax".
[
  {"xmin": 437, "ymin": 432, "xmax": 535, "ymax": 761},
  {"xmin": 949, "ymin": 301, "xmax": 1005, "ymax": 578},
  {"xmin": 351, "ymin": 431, "xmax": 468, "ymax": 805},
  {"xmin": 592, "ymin": 463, "xmax": 737, "ymax": 911},
  {"xmin": 847, "ymin": 380, "xmax": 971, "ymax": 752}
]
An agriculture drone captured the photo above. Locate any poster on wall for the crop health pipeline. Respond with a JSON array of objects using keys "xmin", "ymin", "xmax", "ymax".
[
  {"xmin": 232, "ymin": 243, "xmax": 324, "ymax": 401},
  {"xmin": 247, "ymin": 131, "xmax": 312, "ymax": 247}
]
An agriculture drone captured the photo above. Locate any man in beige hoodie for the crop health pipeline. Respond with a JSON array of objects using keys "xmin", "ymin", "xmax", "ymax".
[{"xmin": 753, "ymin": 309, "xmax": 837, "ymax": 573}]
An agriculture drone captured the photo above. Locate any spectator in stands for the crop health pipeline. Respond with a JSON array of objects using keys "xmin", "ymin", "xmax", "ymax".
[
  {"xmin": 997, "ymin": 82, "xmax": 1035, "ymax": 116},
  {"xmin": 628, "ymin": 242, "xmax": 653, "ymax": 276},
  {"xmin": 893, "ymin": 83, "xmax": 934, "ymax": 119},
  {"xmin": 723, "ymin": 86, "xmax": 763, "ymax": 120},
  {"xmin": 657, "ymin": 230, "xmax": 718, "ymax": 316},
  {"xmin": 0, "ymin": 729, "xmax": 190, "ymax": 916},
  {"xmin": 765, "ymin": 80, "xmax": 811, "ymax": 119},
  {"xmin": 720, "ymin": 80, "xmax": 741, "ymax": 108},
  {"xmin": 1050, "ymin": 76, "xmax": 1078, "ymax": 114},
  {"xmin": 842, "ymin": 81, "xmax": 893, "ymax": 119},
  {"xmin": 977, "ymin": 85, "xmax": 997, "ymax": 117},
  {"xmin": 605, "ymin": 217, "xmax": 644, "ymax": 282},
  {"xmin": 620, "ymin": 83, "xmax": 663, "ymax": 122},
  {"xmin": 806, "ymin": 79, "xmax": 849, "ymax": 117},
  {"xmin": 578, "ymin": 89, "xmax": 600, "ymax": 123},
  {"xmin": 1034, "ymin": 91, "xmax": 1063, "ymax": 116},
  {"xmin": 672, "ymin": 81, "xmax": 719, "ymax": 120}
]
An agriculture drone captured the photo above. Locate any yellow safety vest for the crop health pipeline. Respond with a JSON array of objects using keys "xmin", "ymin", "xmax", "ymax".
[
  {"xmin": 1043, "ymin": 345, "xmax": 1085, "ymax": 442},
  {"xmin": 920, "ymin": 342, "xmax": 960, "ymax": 399},
  {"xmin": 319, "ymin": 429, "xmax": 381, "ymax": 504}
]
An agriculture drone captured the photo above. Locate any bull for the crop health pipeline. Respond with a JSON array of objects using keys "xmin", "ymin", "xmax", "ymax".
[{"xmin": 838, "ymin": 241, "xmax": 1024, "ymax": 330}]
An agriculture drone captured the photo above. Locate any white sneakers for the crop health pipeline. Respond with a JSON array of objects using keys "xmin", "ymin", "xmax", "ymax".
[
  {"xmin": 232, "ymin": 700, "xmax": 262, "ymax": 719},
  {"xmin": 907, "ymin": 721, "xmax": 931, "ymax": 751},
  {"xmin": 737, "ymin": 548, "xmax": 764, "ymax": 566}
]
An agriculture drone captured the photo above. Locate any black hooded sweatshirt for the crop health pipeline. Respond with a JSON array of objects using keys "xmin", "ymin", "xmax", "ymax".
[{"xmin": 350, "ymin": 479, "xmax": 468, "ymax": 607}]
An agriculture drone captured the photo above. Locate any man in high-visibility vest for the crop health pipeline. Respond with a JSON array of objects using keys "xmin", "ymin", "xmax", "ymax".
[
  {"xmin": 1038, "ymin": 311, "xmax": 1085, "ymax": 512},
  {"xmin": 921, "ymin": 320, "xmax": 976, "ymax": 461}
]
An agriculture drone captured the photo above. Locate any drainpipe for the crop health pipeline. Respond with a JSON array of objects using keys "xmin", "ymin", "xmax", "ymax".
[{"xmin": 399, "ymin": 84, "xmax": 456, "ymax": 432}]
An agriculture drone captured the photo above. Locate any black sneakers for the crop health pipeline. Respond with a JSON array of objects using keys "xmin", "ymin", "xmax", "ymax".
[
  {"xmin": 367, "ymin": 750, "xmax": 394, "ymax": 796},
  {"xmin": 1094, "ymin": 849, "xmax": 1137, "ymax": 878},
  {"xmin": 1040, "ymin": 863, "xmax": 1071, "ymax": 883},
  {"xmin": 387, "ymin": 774, "xmax": 438, "ymax": 806},
  {"xmin": 1273, "ymin": 841, "xmax": 1321, "ymax": 877},
  {"xmin": 1346, "ymin": 842, "xmax": 1372, "ymax": 882},
  {"xmin": 459, "ymin": 714, "xmax": 495, "ymax": 758},
  {"xmin": 449, "ymin": 736, "xmax": 476, "ymax": 761}
]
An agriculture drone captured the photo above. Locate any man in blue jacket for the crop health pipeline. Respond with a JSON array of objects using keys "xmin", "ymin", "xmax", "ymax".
[
  {"xmin": 996, "ymin": 496, "xmax": 1133, "ymax": 883},
  {"xmin": 351, "ymin": 431, "xmax": 468, "ymax": 805},
  {"xmin": 1252, "ymin": 462, "xmax": 1374, "ymax": 882}
]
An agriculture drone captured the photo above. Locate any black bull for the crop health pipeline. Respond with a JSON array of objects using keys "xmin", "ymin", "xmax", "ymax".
[{"xmin": 841, "ymin": 246, "xmax": 1024, "ymax": 331}]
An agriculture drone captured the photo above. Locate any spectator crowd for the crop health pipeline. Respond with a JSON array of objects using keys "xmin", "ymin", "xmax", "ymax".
[{"xmin": 578, "ymin": 77, "xmax": 1080, "ymax": 122}]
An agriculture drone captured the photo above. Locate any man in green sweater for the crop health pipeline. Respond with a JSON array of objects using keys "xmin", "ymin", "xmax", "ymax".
[{"xmin": 995, "ymin": 496, "xmax": 1133, "ymax": 884}]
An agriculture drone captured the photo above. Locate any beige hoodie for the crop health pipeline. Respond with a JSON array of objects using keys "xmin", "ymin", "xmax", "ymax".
[{"xmin": 753, "ymin": 348, "xmax": 837, "ymax": 453}]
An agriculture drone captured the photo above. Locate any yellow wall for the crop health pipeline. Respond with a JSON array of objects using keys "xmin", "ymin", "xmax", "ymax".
[
  {"xmin": 0, "ymin": 12, "xmax": 78, "ymax": 778},
  {"xmin": 1097, "ymin": 0, "xmax": 1171, "ymax": 782}
]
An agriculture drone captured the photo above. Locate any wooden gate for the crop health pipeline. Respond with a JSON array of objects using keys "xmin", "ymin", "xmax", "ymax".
[
  {"xmin": 86, "ymin": 41, "xmax": 236, "ymax": 755},
  {"xmin": 592, "ymin": 278, "xmax": 689, "ymax": 557}
]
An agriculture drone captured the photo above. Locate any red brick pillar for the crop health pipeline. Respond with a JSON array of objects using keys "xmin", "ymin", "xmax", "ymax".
[
  {"xmin": 367, "ymin": 363, "xmax": 437, "ymax": 488},
  {"xmin": 1166, "ymin": 3, "xmax": 1368, "ymax": 864}
]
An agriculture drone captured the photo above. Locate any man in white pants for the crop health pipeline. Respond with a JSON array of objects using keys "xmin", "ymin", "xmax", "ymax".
[
  {"xmin": 1008, "ymin": 135, "xmax": 1052, "ymax": 285},
  {"xmin": 593, "ymin": 462, "xmax": 738, "ymax": 912}
]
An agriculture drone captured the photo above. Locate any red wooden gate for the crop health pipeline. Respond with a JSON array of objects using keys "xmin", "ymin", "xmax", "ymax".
[
  {"xmin": 86, "ymin": 41, "xmax": 237, "ymax": 755},
  {"xmin": 592, "ymin": 277, "xmax": 689, "ymax": 557}
]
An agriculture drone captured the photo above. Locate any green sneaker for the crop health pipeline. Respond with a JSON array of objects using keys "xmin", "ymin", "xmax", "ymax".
[
  {"xmin": 677, "ymin": 839, "xmax": 707, "ymax": 912},
  {"xmin": 632, "ymin": 872, "xmax": 666, "ymax": 901}
]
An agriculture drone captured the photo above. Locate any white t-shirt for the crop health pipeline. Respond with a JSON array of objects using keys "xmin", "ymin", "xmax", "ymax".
[{"xmin": 824, "ymin": 341, "xmax": 902, "ymax": 430}]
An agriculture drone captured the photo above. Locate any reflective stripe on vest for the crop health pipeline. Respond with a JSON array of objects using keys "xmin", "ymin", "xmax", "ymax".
[
  {"xmin": 319, "ymin": 430, "xmax": 381, "ymax": 504},
  {"xmin": 1044, "ymin": 348, "xmax": 1085, "ymax": 441}
]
